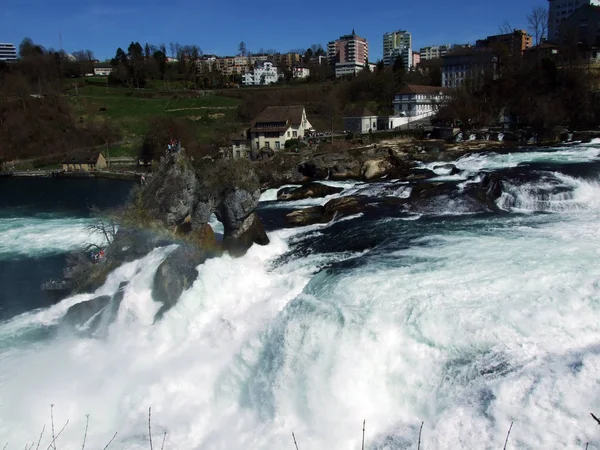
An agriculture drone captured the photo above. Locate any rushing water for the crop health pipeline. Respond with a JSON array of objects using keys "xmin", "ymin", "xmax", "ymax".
[{"xmin": 1, "ymin": 144, "xmax": 600, "ymax": 449}]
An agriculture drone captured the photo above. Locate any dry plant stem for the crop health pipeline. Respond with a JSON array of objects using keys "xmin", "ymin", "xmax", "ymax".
[
  {"xmin": 160, "ymin": 432, "xmax": 167, "ymax": 450},
  {"xmin": 35, "ymin": 425, "xmax": 46, "ymax": 450},
  {"xmin": 292, "ymin": 432, "xmax": 299, "ymax": 450},
  {"xmin": 148, "ymin": 407, "xmax": 153, "ymax": 450},
  {"xmin": 503, "ymin": 422, "xmax": 514, "ymax": 450},
  {"xmin": 101, "ymin": 433, "xmax": 118, "ymax": 450},
  {"xmin": 50, "ymin": 405, "xmax": 56, "ymax": 450},
  {"xmin": 45, "ymin": 420, "xmax": 69, "ymax": 450},
  {"xmin": 81, "ymin": 415, "xmax": 89, "ymax": 450},
  {"xmin": 417, "ymin": 422, "xmax": 424, "ymax": 450},
  {"xmin": 361, "ymin": 420, "xmax": 366, "ymax": 450}
]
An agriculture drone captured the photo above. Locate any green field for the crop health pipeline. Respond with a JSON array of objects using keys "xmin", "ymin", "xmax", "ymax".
[{"xmin": 68, "ymin": 81, "xmax": 241, "ymax": 157}]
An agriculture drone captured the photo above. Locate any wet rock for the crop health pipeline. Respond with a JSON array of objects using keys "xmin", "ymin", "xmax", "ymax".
[
  {"xmin": 153, "ymin": 245, "xmax": 208, "ymax": 319},
  {"xmin": 286, "ymin": 206, "xmax": 329, "ymax": 226},
  {"xmin": 405, "ymin": 168, "xmax": 437, "ymax": 181},
  {"xmin": 433, "ymin": 164, "xmax": 461, "ymax": 175},
  {"xmin": 409, "ymin": 182, "xmax": 457, "ymax": 201},
  {"xmin": 362, "ymin": 159, "xmax": 393, "ymax": 181},
  {"xmin": 222, "ymin": 212, "xmax": 270, "ymax": 256},
  {"xmin": 277, "ymin": 183, "xmax": 343, "ymax": 201},
  {"xmin": 285, "ymin": 196, "xmax": 369, "ymax": 227},
  {"xmin": 464, "ymin": 173, "xmax": 504, "ymax": 210},
  {"xmin": 217, "ymin": 187, "xmax": 269, "ymax": 255},
  {"xmin": 61, "ymin": 295, "xmax": 112, "ymax": 328}
]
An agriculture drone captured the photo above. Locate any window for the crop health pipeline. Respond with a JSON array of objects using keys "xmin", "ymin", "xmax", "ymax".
[
  {"xmin": 287, "ymin": 131, "xmax": 291, "ymax": 137},
  {"xmin": 265, "ymin": 142, "xmax": 270, "ymax": 148},
  {"xmin": 293, "ymin": 131, "xmax": 297, "ymax": 137},
  {"xmin": 275, "ymin": 142, "xmax": 281, "ymax": 149}
]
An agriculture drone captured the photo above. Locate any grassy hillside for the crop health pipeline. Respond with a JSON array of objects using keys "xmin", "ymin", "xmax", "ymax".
[{"xmin": 69, "ymin": 81, "xmax": 241, "ymax": 157}]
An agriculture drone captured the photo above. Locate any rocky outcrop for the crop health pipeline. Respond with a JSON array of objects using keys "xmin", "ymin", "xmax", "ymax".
[
  {"xmin": 277, "ymin": 183, "xmax": 343, "ymax": 201},
  {"xmin": 361, "ymin": 159, "xmax": 393, "ymax": 181},
  {"xmin": 286, "ymin": 196, "xmax": 370, "ymax": 227},
  {"xmin": 153, "ymin": 244, "xmax": 208, "ymax": 319},
  {"xmin": 464, "ymin": 173, "xmax": 503, "ymax": 210},
  {"xmin": 433, "ymin": 164, "xmax": 461, "ymax": 175},
  {"xmin": 217, "ymin": 187, "xmax": 269, "ymax": 256},
  {"xmin": 405, "ymin": 168, "xmax": 437, "ymax": 181},
  {"xmin": 141, "ymin": 153, "xmax": 199, "ymax": 227},
  {"xmin": 60, "ymin": 281, "xmax": 128, "ymax": 335}
]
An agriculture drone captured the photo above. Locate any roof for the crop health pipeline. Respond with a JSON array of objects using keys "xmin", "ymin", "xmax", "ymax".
[
  {"xmin": 396, "ymin": 84, "xmax": 451, "ymax": 95},
  {"xmin": 524, "ymin": 42, "xmax": 559, "ymax": 51},
  {"xmin": 62, "ymin": 151, "xmax": 104, "ymax": 164},
  {"xmin": 250, "ymin": 106, "xmax": 305, "ymax": 132},
  {"xmin": 345, "ymin": 106, "xmax": 376, "ymax": 117}
]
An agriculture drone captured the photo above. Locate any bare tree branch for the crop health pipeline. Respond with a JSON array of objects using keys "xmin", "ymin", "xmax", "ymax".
[
  {"xmin": 101, "ymin": 432, "xmax": 117, "ymax": 450},
  {"xmin": 45, "ymin": 420, "xmax": 69, "ymax": 450},
  {"xmin": 528, "ymin": 7, "xmax": 549, "ymax": 46},
  {"xmin": 503, "ymin": 421, "xmax": 514, "ymax": 450}
]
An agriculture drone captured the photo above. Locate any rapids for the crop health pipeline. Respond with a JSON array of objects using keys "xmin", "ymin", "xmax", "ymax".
[{"xmin": 1, "ymin": 143, "xmax": 600, "ymax": 449}]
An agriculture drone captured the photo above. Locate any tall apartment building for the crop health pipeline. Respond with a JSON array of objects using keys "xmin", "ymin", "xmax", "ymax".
[
  {"xmin": 548, "ymin": 0, "xmax": 600, "ymax": 42},
  {"xmin": 420, "ymin": 45, "xmax": 452, "ymax": 60},
  {"xmin": 0, "ymin": 43, "xmax": 17, "ymax": 62},
  {"xmin": 476, "ymin": 29, "xmax": 532, "ymax": 55},
  {"xmin": 328, "ymin": 30, "xmax": 369, "ymax": 77},
  {"xmin": 383, "ymin": 30, "xmax": 412, "ymax": 68}
]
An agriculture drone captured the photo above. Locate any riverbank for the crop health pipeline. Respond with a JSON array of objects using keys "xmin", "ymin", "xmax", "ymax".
[{"xmin": 0, "ymin": 169, "xmax": 146, "ymax": 182}]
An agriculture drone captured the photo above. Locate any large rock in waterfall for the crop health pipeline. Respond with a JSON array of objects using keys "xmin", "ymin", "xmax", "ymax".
[
  {"xmin": 217, "ymin": 187, "xmax": 269, "ymax": 256},
  {"xmin": 277, "ymin": 183, "xmax": 343, "ymax": 201},
  {"xmin": 153, "ymin": 244, "xmax": 209, "ymax": 319},
  {"xmin": 140, "ymin": 152, "xmax": 199, "ymax": 227},
  {"xmin": 286, "ymin": 196, "xmax": 370, "ymax": 226}
]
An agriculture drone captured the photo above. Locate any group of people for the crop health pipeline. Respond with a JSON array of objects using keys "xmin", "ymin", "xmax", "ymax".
[
  {"xmin": 90, "ymin": 250, "xmax": 105, "ymax": 263},
  {"xmin": 167, "ymin": 139, "xmax": 181, "ymax": 154}
]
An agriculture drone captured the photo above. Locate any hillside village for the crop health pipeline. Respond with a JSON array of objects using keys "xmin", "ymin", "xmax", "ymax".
[{"xmin": 1, "ymin": 1, "xmax": 600, "ymax": 171}]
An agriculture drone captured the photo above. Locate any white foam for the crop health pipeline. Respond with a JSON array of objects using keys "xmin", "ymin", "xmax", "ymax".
[
  {"xmin": 3, "ymin": 147, "xmax": 600, "ymax": 449},
  {"xmin": 0, "ymin": 217, "xmax": 107, "ymax": 259}
]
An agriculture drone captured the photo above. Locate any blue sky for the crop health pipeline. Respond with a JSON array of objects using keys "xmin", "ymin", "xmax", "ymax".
[{"xmin": 2, "ymin": 0, "xmax": 545, "ymax": 61}]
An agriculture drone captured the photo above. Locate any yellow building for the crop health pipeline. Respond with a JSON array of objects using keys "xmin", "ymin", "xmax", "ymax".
[{"xmin": 62, "ymin": 151, "xmax": 108, "ymax": 172}]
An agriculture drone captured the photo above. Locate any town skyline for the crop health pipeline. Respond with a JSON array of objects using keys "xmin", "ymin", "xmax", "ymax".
[{"xmin": 1, "ymin": 0, "xmax": 546, "ymax": 61}]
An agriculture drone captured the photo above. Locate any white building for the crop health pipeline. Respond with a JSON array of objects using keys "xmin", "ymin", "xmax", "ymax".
[
  {"xmin": 249, "ymin": 105, "xmax": 312, "ymax": 150},
  {"xmin": 243, "ymin": 61, "xmax": 280, "ymax": 86},
  {"xmin": 548, "ymin": 0, "xmax": 600, "ymax": 42},
  {"xmin": 0, "ymin": 43, "xmax": 17, "ymax": 62},
  {"xmin": 292, "ymin": 65, "xmax": 310, "ymax": 79},
  {"xmin": 392, "ymin": 84, "xmax": 450, "ymax": 117},
  {"xmin": 343, "ymin": 107, "xmax": 380, "ymax": 134},
  {"xmin": 93, "ymin": 66, "xmax": 113, "ymax": 76},
  {"xmin": 383, "ymin": 30, "xmax": 412, "ymax": 68}
]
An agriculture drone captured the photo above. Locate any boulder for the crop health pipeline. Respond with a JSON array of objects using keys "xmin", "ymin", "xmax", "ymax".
[
  {"xmin": 409, "ymin": 182, "xmax": 457, "ymax": 201},
  {"xmin": 285, "ymin": 196, "xmax": 369, "ymax": 227},
  {"xmin": 60, "ymin": 281, "xmax": 129, "ymax": 334},
  {"xmin": 216, "ymin": 187, "xmax": 270, "ymax": 256},
  {"xmin": 362, "ymin": 159, "xmax": 393, "ymax": 181},
  {"xmin": 153, "ymin": 244, "xmax": 208, "ymax": 319},
  {"xmin": 286, "ymin": 206, "xmax": 329, "ymax": 227},
  {"xmin": 61, "ymin": 295, "xmax": 112, "ymax": 328},
  {"xmin": 277, "ymin": 183, "xmax": 343, "ymax": 201},
  {"xmin": 433, "ymin": 164, "xmax": 461, "ymax": 175},
  {"xmin": 222, "ymin": 212, "xmax": 270, "ymax": 256},
  {"xmin": 405, "ymin": 168, "xmax": 437, "ymax": 181}
]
